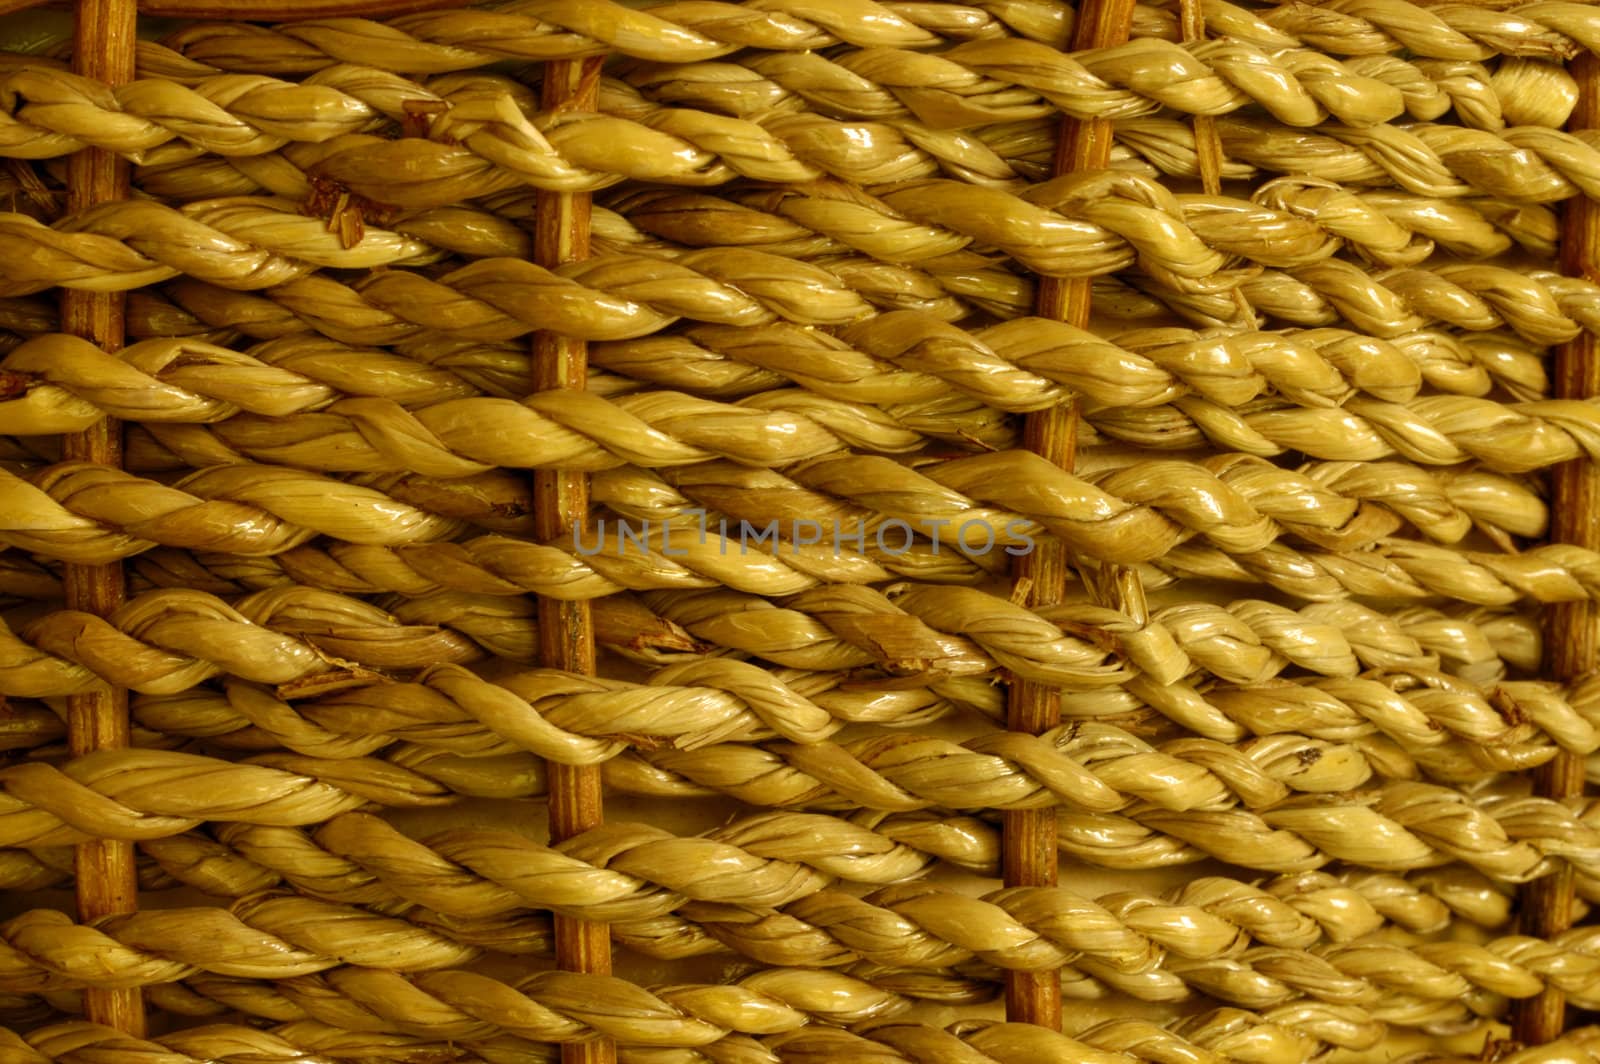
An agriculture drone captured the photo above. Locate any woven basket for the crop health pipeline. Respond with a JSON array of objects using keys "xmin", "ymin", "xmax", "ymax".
[{"xmin": 0, "ymin": 0, "xmax": 1596, "ymax": 1060}]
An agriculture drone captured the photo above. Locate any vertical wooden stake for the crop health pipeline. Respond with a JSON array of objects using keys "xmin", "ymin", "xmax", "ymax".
[
  {"xmin": 1004, "ymin": 0, "xmax": 1135, "ymax": 1031},
  {"xmin": 1513, "ymin": 47, "xmax": 1600, "ymax": 1047},
  {"xmin": 1178, "ymin": 0, "xmax": 1224, "ymax": 197},
  {"xmin": 62, "ymin": 0, "xmax": 143, "ymax": 1038},
  {"xmin": 1178, "ymin": 0, "xmax": 1253, "ymax": 329},
  {"xmin": 533, "ymin": 56, "xmax": 612, "ymax": 1064}
]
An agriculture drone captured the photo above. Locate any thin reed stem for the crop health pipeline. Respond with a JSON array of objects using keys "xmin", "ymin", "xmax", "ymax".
[
  {"xmin": 62, "ymin": 0, "xmax": 142, "ymax": 1036},
  {"xmin": 534, "ymin": 55, "xmax": 613, "ymax": 1064},
  {"xmin": 1514, "ymin": 47, "xmax": 1600, "ymax": 1047},
  {"xmin": 1005, "ymin": 0, "xmax": 1135, "ymax": 1032}
]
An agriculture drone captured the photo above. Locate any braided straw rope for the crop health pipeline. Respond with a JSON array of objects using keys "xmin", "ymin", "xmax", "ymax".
[
  {"xmin": 0, "ymin": 40, "xmax": 1515, "ymax": 162},
  {"xmin": 0, "ymin": 907, "xmax": 913, "ymax": 1039},
  {"xmin": 7, "ymin": 405, "xmax": 1585, "ymax": 540},
  {"xmin": 6, "ymin": 887, "xmax": 1600, "ymax": 1039},
  {"xmin": 0, "ymin": 1011, "xmax": 1371, "ymax": 1063},
  {"xmin": 0, "ymin": 569, "xmax": 706, "ymax": 674},
  {"xmin": 135, "ymin": 252, "xmax": 1600, "ymax": 346},
  {"xmin": 3, "ymin": 565, "xmax": 1590, "ymax": 774},
  {"xmin": 0, "ymin": 817, "xmax": 1585, "ymax": 1037},
  {"xmin": 0, "ymin": 823, "xmax": 1531, "ymax": 937},
  {"xmin": 151, "ymin": 0, "xmax": 1600, "ymax": 72},
  {"xmin": 0, "ymin": 185, "xmax": 1521, "ymax": 299},
  {"xmin": 0, "ymin": 59, "xmax": 1563, "ymax": 219},
  {"xmin": 5, "ymin": 684, "xmax": 1600, "ymax": 883},
  {"xmin": 0, "ymin": 323, "xmax": 1508, "ymax": 425},
  {"xmin": 121, "ymin": 630, "xmax": 1587, "ymax": 764},
  {"xmin": 0, "ymin": 449, "xmax": 1549, "ymax": 615},
  {"xmin": 0, "ymin": 323, "xmax": 1561, "ymax": 486}
]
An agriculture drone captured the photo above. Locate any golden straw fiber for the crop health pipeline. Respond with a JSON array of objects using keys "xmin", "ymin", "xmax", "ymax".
[{"xmin": 1, "ymin": 0, "xmax": 1600, "ymax": 1061}]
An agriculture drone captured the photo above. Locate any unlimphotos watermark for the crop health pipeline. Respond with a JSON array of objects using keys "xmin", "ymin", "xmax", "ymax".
[{"xmin": 573, "ymin": 511, "xmax": 1035, "ymax": 557}]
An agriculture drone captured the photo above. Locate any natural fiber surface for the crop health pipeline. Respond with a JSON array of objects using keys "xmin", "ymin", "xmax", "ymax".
[{"xmin": 1, "ymin": 0, "xmax": 1600, "ymax": 1061}]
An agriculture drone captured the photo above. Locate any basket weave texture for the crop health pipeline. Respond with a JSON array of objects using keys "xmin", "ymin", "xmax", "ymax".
[{"xmin": 2, "ymin": 0, "xmax": 1600, "ymax": 1061}]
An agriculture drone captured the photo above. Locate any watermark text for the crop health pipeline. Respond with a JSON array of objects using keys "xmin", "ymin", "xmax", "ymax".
[{"xmin": 573, "ymin": 512, "xmax": 1035, "ymax": 557}]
